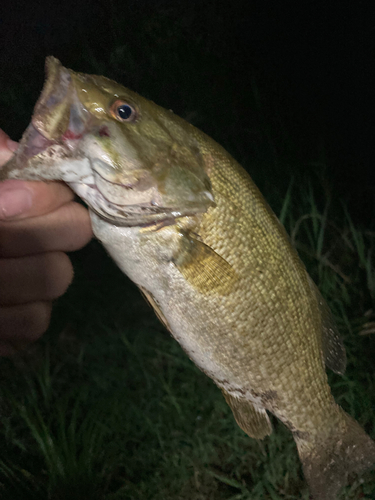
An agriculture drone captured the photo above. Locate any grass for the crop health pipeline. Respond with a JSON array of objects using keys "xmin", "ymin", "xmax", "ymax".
[{"xmin": 0, "ymin": 175, "xmax": 375, "ymax": 500}]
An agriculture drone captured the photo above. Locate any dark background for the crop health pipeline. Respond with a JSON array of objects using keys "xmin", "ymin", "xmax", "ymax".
[{"xmin": 1, "ymin": 0, "xmax": 374, "ymax": 222}]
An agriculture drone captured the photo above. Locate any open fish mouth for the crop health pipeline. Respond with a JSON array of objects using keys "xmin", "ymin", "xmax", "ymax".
[
  {"xmin": 0, "ymin": 56, "xmax": 216, "ymax": 228},
  {"xmin": 0, "ymin": 118, "xmax": 212, "ymax": 229}
]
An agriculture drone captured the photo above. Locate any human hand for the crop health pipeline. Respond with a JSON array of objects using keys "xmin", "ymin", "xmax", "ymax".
[{"xmin": 0, "ymin": 130, "xmax": 93, "ymax": 356}]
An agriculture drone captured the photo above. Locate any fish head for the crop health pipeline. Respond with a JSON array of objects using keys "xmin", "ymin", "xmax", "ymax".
[{"xmin": 1, "ymin": 57, "xmax": 215, "ymax": 227}]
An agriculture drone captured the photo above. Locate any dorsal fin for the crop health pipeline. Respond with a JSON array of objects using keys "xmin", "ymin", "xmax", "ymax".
[{"xmin": 308, "ymin": 276, "xmax": 347, "ymax": 375}]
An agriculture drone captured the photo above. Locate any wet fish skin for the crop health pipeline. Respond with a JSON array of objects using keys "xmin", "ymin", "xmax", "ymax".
[{"xmin": 2, "ymin": 57, "xmax": 375, "ymax": 499}]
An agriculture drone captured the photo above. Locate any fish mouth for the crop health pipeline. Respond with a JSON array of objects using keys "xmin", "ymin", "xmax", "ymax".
[
  {"xmin": 0, "ymin": 56, "xmax": 215, "ymax": 228},
  {"xmin": 77, "ymin": 158, "xmax": 214, "ymax": 228},
  {"xmin": 69, "ymin": 177, "xmax": 209, "ymax": 229}
]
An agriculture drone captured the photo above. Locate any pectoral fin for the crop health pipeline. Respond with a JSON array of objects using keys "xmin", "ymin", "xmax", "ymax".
[
  {"xmin": 222, "ymin": 390, "xmax": 272, "ymax": 439},
  {"xmin": 174, "ymin": 234, "xmax": 237, "ymax": 295}
]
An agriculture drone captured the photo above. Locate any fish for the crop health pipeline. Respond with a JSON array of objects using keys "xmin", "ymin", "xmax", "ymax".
[{"xmin": 1, "ymin": 56, "xmax": 375, "ymax": 499}]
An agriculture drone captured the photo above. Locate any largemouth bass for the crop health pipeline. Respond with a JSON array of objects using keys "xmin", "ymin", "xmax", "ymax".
[{"xmin": 1, "ymin": 57, "xmax": 374, "ymax": 499}]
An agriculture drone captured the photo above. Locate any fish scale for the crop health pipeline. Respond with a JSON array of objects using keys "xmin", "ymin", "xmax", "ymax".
[{"xmin": 1, "ymin": 56, "xmax": 374, "ymax": 499}]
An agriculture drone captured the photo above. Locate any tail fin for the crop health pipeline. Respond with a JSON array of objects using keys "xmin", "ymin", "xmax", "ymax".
[{"xmin": 295, "ymin": 409, "xmax": 375, "ymax": 500}]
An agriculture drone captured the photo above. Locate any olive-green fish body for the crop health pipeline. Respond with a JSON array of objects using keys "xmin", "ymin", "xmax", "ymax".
[{"xmin": 2, "ymin": 57, "xmax": 374, "ymax": 499}]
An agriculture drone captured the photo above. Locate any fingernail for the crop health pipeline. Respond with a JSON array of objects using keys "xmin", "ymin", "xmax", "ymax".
[
  {"xmin": 0, "ymin": 188, "xmax": 33, "ymax": 219},
  {"xmin": 6, "ymin": 139, "xmax": 19, "ymax": 152}
]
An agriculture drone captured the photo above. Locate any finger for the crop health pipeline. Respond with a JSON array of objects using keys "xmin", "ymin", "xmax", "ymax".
[
  {"xmin": 0, "ymin": 201, "xmax": 93, "ymax": 257},
  {"xmin": 0, "ymin": 301, "xmax": 52, "ymax": 356},
  {"xmin": 0, "ymin": 129, "xmax": 18, "ymax": 166},
  {"xmin": 0, "ymin": 252, "xmax": 73, "ymax": 305},
  {"xmin": 0, "ymin": 180, "xmax": 75, "ymax": 220},
  {"xmin": 0, "ymin": 130, "xmax": 75, "ymax": 220}
]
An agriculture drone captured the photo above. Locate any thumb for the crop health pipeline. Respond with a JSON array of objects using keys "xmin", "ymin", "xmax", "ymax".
[
  {"xmin": 0, "ymin": 129, "xmax": 18, "ymax": 165},
  {"xmin": 0, "ymin": 129, "xmax": 76, "ymax": 220}
]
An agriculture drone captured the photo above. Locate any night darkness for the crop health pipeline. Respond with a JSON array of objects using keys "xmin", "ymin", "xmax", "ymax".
[{"xmin": 1, "ymin": 0, "xmax": 375, "ymax": 219}]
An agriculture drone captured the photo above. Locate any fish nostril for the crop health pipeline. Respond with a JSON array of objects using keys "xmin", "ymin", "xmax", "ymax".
[{"xmin": 99, "ymin": 126, "xmax": 110, "ymax": 137}]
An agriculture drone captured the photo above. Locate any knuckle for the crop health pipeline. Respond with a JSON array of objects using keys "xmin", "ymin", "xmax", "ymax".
[
  {"xmin": 0, "ymin": 301, "xmax": 52, "ymax": 355},
  {"xmin": 27, "ymin": 301, "xmax": 53, "ymax": 339},
  {"xmin": 44, "ymin": 252, "xmax": 74, "ymax": 299},
  {"xmin": 0, "ymin": 253, "xmax": 74, "ymax": 304},
  {"xmin": 60, "ymin": 202, "xmax": 93, "ymax": 250}
]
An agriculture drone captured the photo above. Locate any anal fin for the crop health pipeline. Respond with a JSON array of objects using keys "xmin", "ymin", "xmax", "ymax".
[{"xmin": 222, "ymin": 390, "xmax": 272, "ymax": 439}]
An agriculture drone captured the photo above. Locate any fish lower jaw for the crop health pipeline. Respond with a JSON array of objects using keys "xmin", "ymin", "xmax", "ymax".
[{"xmin": 69, "ymin": 181, "xmax": 201, "ymax": 229}]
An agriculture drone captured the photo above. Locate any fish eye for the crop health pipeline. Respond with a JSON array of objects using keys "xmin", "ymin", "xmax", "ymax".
[{"xmin": 110, "ymin": 100, "xmax": 137, "ymax": 122}]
